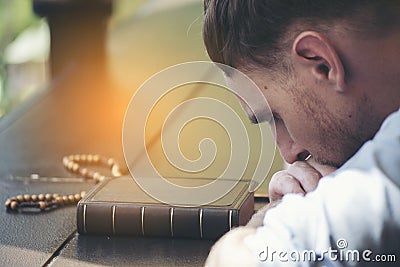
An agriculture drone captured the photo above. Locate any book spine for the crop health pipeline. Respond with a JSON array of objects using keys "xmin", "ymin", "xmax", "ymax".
[
  {"xmin": 239, "ymin": 192, "xmax": 254, "ymax": 225},
  {"xmin": 77, "ymin": 203, "xmax": 246, "ymax": 240}
]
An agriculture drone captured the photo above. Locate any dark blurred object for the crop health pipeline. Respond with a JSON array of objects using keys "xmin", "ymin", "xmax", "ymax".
[{"xmin": 33, "ymin": 0, "xmax": 112, "ymax": 80}]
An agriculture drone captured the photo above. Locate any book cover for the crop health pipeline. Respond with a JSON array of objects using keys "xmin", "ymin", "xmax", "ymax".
[{"xmin": 77, "ymin": 176, "xmax": 254, "ymax": 240}]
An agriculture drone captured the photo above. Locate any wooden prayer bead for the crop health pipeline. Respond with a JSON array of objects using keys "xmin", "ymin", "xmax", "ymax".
[
  {"xmin": 93, "ymin": 154, "xmax": 100, "ymax": 162},
  {"xmin": 39, "ymin": 201, "xmax": 46, "ymax": 210},
  {"xmin": 67, "ymin": 161, "xmax": 74, "ymax": 170},
  {"xmin": 17, "ymin": 195, "xmax": 24, "ymax": 202},
  {"xmin": 74, "ymin": 194, "xmax": 82, "ymax": 202},
  {"xmin": 56, "ymin": 196, "xmax": 63, "ymax": 204},
  {"xmin": 80, "ymin": 168, "xmax": 88, "ymax": 177},
  {"xmin": 72, "ymin": 163, "xmax": 79, "ymax": 172},
  {"xmin": 112, "ymin": 165, "xmax": 122, "ymax": 177},
  {"xmin": 107, "ymin": 158, "xmax": 115, "ymax": 166},
  {"xmin": 10, "ymin": 201, "xmax": 18, "ymax": 210}
]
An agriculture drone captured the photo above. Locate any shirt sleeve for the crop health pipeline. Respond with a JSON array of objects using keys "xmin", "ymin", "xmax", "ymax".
[{"xmin": 243, "ymin": 167, "xmax": 400, "ymax": 266}]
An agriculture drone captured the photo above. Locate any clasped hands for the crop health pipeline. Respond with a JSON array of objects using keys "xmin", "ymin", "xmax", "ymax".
[
  {"xmin": 246, "ymin": 156, "xmax": 337, "ymax": 227},
  {"xmin": 269, "ymin": 157, "xmax": 337, "ymax": 202},
  {"xmin": 205, "ymin": 157, "xmax": 337, "ymax": 267}
]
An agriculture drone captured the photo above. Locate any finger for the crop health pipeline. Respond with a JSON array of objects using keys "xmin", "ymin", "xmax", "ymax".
[
  {"xmin": 269, "ymin": 171, "xmax": 306, "ymax": 201},
  {"xmin": 286, "ymin": 161, "xmax": 322, "ymax": 193}
]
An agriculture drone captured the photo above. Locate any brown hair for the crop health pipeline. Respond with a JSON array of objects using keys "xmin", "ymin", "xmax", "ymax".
[{"xmin": 203, "ymin": 0, "xmax": 400, "ymax": 71}]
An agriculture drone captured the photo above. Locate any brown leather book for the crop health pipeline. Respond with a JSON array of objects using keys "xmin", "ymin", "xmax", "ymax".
[{"xmin": 77, "ymin": 176, "xmax": 254, "ymax": 240}]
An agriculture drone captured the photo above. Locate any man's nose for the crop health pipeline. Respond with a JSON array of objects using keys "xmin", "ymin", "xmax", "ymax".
[
  {"xmin": 275, "ymin": 125, "xmax": 309, "ymax": 164},
  {"xmin": 279, "ymin": 142, "xmax": 310, "ymax": 164}
]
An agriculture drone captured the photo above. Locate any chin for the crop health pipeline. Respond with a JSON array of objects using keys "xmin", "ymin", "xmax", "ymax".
[
  {"xmin": 314, "ymin": 137, "xmax": 365, "ymax": 169},
  {"xmin": 315, "ymin": 146, "xmax": 361, "ymax": 168}
]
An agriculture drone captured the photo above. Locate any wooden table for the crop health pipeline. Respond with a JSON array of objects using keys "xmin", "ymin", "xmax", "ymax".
[{"xmin": 0, "ymin": 61, "xmax": 218, "ymax": 266}]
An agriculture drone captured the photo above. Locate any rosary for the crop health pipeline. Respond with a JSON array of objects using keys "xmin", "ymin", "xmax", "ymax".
[{"xmin": 5, "ymin": 154, "xmax": 123, "ymax": 212}]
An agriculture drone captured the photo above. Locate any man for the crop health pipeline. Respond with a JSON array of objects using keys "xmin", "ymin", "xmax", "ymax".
[{"xmin": 202, "ymin": 1, "xmax": 400, "ymax": 266}]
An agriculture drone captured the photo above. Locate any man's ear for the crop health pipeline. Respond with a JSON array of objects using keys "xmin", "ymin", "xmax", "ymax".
[{"xmin": 292, "ymin": 31, "xmax": 346, "ymax": 93}]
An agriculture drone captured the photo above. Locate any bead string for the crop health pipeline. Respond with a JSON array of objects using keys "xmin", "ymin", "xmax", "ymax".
[
  {"xmin": 62, "ymin": 154, "xmax": 122, "ymax": 182},
  {"xmin": 5, "ymin": 154, "xmax": 123, "ymax": 212}
]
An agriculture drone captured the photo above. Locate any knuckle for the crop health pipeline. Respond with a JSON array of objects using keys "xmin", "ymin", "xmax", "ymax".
[
  {"xmin": 272, "ymin": 170, "xmax": 288, "ymax": 177},
  {"xmin": 287, "ymin": 162, "xmax": 322, "ymax": 183},
  {"xmin": 270, "ymin": 171, "xmax": 288, "ymax": 182},
  {"xmin": 310, "ymin": 171, "xmax": 322, "ymax": 182},
  {"xmin": 287, "ymin": 185, "xmax": 304, "ymax": 194},
  {"xmin": 268, "ymin": 185, "xmax": 279, "ymax": 199}
]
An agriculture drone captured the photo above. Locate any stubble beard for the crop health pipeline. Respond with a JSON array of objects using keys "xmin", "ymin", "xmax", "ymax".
[
  {"xmin": 296, "ymin": 87, "xmax": 376, "ymax": 169},
  {"xmin": 311, "ymin": 98, "xmax": 379, "ymax": 169}
]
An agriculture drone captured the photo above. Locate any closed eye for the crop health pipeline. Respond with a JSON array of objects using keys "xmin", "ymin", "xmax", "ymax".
[
  {"xmin": 272, "ymin": 113, "xmax": 282, "ymax": 122},
  {"xmin": 249, "ymin": 113, "xmax": 259, "ymax": 124},
  {"xmin": 264, "ymin": 112, "xmax": 281, "ymax": 125}
]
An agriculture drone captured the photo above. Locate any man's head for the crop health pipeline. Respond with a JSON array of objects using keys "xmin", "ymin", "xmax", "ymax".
[{"xmin": 203, "ymin": 0, "xmax": 400, "ymax": 167}]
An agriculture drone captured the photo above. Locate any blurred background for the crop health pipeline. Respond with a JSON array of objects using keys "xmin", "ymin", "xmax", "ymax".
[
  {"xmin": 0, "ymin": 0, "xmax": 48, "ymax": 117},
  {"xmin": 0, "ymin": 0, "xmax": 283, "ymax": 196}
]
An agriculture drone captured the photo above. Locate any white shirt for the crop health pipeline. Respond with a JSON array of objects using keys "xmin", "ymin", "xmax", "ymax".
[{"xmin": 245, "ymin": 110, "xmax": 400, "ymax": 266}]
